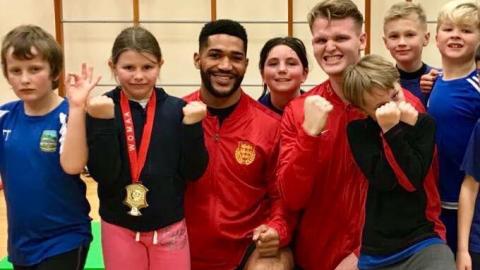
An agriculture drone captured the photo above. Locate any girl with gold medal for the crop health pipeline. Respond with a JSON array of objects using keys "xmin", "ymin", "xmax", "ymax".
[{"xmin": 85, "ymin": 26, "xmax": 208, "ymax": 270}]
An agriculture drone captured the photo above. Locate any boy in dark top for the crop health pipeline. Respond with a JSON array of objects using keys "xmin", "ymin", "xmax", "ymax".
[
  {"xmin": 383, "ymin": 1, "xmax": 432, "ymax": 105},
  {"xmin": 342, "ymin": 54, "xmax": 455, "ymax": 270}
]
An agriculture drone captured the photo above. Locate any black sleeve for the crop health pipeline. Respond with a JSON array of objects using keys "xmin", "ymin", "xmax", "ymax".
[
  {"xmin": 347, "ymin": 119, "xmax": 398, "ymax": 191},
  {"xmin": 86, "ymin": 115, "xmax": 122, "ymax": 186},
  {"xmin": 179, "ymin": 121, "xmax": 208, "ymax": 181},
  {"xmin": 382, "ymin": 113, "xmax": 435, "ymax": 190}
]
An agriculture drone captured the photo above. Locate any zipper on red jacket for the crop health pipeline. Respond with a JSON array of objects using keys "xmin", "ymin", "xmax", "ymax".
[
  {"xmin": 210, "ymin": 116, "xmax": 221, "ymax": 231},
  {"xmin": 213, "ymin": 116, "xmax": 221, "ymax": 142}
]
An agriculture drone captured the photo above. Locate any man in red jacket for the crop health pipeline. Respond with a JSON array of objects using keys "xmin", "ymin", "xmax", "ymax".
[
  {"xmin": 276, "ymin": 0, "xmax": 368, "ymax": 269},
  {"xmin": 184, "ymin": 19, "xmax": 292, "ymax": 270}
]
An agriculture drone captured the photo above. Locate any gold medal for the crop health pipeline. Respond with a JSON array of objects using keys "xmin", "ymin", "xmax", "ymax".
[
  {"xmin": 120, "ymin": 91, "xmax": 156, "ymax": 217},
  {"xmin": 124, "ymin": 183, "xmax": 149, "ymax": 216}
]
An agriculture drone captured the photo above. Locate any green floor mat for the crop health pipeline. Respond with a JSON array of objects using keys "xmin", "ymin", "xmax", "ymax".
[{"xmin": 0, "ymin": 221, "xmax": 104, "ymax": 270}]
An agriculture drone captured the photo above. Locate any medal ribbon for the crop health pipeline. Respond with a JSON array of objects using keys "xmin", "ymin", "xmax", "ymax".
[{"xmin": 120, "ymin": 89, "xmax": 156, "ymax": 183}]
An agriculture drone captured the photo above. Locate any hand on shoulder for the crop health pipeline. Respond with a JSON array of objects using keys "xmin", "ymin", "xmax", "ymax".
[{"xmin": 419, "ymin": 69, "xmax": 439, "ymax": 94}]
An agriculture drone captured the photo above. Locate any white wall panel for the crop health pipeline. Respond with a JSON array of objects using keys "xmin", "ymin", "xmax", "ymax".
[{"xmin": 0, "ymin": 0, "xmax": 466, "ymax": 102}]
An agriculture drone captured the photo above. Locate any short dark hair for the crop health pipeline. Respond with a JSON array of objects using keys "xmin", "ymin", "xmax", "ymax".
[
  {"xmin": 1, "ymin": 25, "xmax": 63, "ymax": 89},
  {"xmin": 111, "ymin": 26, "xmax": 162, "ymax": 65},
  {"xmin": 198, "ymin": 19, "xmax": 248, "ymax": 53}
]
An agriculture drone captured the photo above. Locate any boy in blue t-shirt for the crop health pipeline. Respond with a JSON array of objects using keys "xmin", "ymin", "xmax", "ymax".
[
  {"xmin": 383, "ymin": 1, "xmax": 432, "ymax": 105},
  {"xmin": 427, "ymin": 0, "xmax": 480, "ymax": 254},
  {"xmin": 0, "ymin": 25, "xmax": 99, "ymax": 269},
  {"xmin": 456, "ymin": 47, "xmax": 480, "ymax": 270}
]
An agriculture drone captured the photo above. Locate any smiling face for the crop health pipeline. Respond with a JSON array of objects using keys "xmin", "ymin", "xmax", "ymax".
[
  {"xmin": 110, "ymin": 49, "xmax": 162, "ymax": 100},
  {"xmin": 436, "ymin": 20, "xmax": 480, "ymax": 64},
  {"xmin": 195, "ymin": 34, "xmax": 248, "ymax": 104},
  {"xmin": 261, "ymin": 44, "xmax": 307, "ymax": 96},
  {"xmin": 5, "ymin": 46, "xmax": 55, "ymax": 104},
  {"xmin": 383, "ymin": 14, "xmax": 430, "ymax": 71},
  {"xmin": 311, "ymin": 17, "xmax": 366, "ymax": 79}
]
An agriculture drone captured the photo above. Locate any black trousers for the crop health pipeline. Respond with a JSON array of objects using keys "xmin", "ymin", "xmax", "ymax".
[
  {"xmin": 13, "ymin": 244, "xmax": 89, "ymax": 270},
  {"xmin": 471, "ymin": 250, "xmax": 480, "ymax": 270}
]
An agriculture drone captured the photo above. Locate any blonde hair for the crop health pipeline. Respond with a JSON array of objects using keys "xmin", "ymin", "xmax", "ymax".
[
  {"xmin": 343, "ymin": 54, "xmax": 399, "ymax": 108},
  {"xmin": 307, "ymin": 0, "xmax": 363, "ymax": 30},
  {"xmin": 384, "ymin": 2, "xmax": 427, "ymax": 31},
  {"xmin": 437, "ymin": 0, "xmax": 480, "ymax": 30}
]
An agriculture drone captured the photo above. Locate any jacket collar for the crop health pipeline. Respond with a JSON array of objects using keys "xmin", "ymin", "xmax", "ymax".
[{"xmin": 193, "ymin": 89, "xmax": 251, "ymax": 124}]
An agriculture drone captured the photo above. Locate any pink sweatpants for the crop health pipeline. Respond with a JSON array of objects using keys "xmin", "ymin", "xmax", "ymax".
[{"xmin": 101, "ymin": 219, "xmax": 190, "ymax": 270}]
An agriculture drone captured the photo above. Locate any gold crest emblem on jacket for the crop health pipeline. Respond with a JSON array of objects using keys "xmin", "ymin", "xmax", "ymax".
[{"xmin": 235, "ymin": 141, "xmax": 256, "ymax": 165}]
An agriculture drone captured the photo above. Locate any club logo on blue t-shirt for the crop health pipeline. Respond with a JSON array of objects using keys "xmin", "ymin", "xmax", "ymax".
[{"xmin": 39, "ymin": 130, "xmax": 58, "ymax": 152}]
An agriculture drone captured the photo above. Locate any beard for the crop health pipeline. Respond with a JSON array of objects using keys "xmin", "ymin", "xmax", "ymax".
[{"xmin": 200, "ymin": 69, "xmax": 244, "ymax": 98}]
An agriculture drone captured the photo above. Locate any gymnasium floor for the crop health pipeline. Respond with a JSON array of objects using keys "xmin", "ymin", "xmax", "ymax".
[{"xmin": 0, "ymin": 176, "xmax": 101, "ymax": 258}]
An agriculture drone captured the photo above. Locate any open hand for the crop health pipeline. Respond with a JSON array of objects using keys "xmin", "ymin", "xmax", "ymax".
[{"xmin": 65, "ymin": 63, "xmax": 101, "ymax": 109}]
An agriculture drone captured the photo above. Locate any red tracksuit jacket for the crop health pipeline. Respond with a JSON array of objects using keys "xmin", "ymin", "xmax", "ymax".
[{"xmin": 184, "ymin": 90, "xmax": 290, "ymax": 270}]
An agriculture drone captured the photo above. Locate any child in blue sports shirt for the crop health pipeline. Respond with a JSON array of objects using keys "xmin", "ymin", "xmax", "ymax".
[
  {"xmin": 427, "ymin": 0, "xmax": 480, "ymax": 254},
  {"xmin": 455, "ymin": 46, "xmax": 480, "ymax": 270},
  {"xmin": 0, "ymin": 24, "xmax": 99, "ymax": 270}
]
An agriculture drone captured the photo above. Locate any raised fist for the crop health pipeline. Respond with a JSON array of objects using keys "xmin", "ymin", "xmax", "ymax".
[
  {"xmin": 375, "ymin": 101, "xmax": 401, "ymax": 133},
  {"xmin": 183, "ymin": 101, "xmax": 207, "ymax": 124},
  {"xmin": 86, "ymin": 95, "xmax": 115, "ymax": 119},
  {"xmin": 302, "ymin": 95, "xmax": 333, "ymax": 136},
  {"xmin": 398, "ymin": 101, "xmax": 418, "ymax": 126}
]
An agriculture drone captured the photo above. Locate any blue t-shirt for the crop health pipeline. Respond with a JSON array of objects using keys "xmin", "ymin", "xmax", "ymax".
[
  {"xmin": 428, "ymin": 70, "xmax": 480, "ymax": 205},
  {"xmin": 0, "ymin": 100, "xmax": 92, "ymax": 265},
  {"xmin": 462, "ymin": 119, "xmax": 480, "ymax": 252},
  {"xmin": 398, "ymin": 63, "xmax": 432, "ymax": 105}
]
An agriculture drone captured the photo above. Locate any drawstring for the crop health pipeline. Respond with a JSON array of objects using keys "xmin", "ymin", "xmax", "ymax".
[
  {"xmin": 135, "ymin": 232, "xmax": 140, "ymax": 242},
  {"xmin": 135, "ymin": 230, "xmax": 159, "ymax": 244},
  {"xmin": 153, "ymin": 230, "xmax": 158, "ymax": 245}
]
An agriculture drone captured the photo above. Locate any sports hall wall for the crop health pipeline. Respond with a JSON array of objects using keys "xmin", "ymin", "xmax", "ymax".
[{"xmin": 0, "ymin": 0, "xmax": 451, "ymax": 103}]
